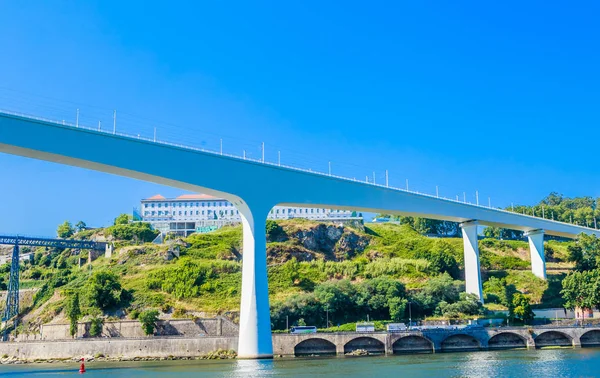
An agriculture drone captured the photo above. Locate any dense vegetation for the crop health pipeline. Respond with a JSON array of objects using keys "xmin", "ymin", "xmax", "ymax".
[{"xmin": 0, "ymin": 192, "xmax": 596, "ymax": 336}]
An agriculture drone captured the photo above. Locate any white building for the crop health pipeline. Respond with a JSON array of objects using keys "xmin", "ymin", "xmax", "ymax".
[{"xmin": 137, "ymin": 194, "xmax": 359, "ymax": 236}]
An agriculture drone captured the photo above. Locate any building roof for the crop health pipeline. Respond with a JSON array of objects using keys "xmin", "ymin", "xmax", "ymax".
[
  {"xmin": 143, "ymin": 193, "xmax": 222, "ymax": 201},
  {"xmin": 176, "ymin": 194, "xmax": 218, "ymax": 200},
  {"xmin": 146, "ymin": 194, "xmax": 166, "ymax": 200}
]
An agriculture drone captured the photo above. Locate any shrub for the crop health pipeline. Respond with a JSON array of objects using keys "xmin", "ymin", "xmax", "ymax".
[
  {"xmin": 89, "ymin": 312, "xmax": 104, "ymax": 337},
  {"xmin": 86, "ymin": 270, "xmax": 123, "ymax": 310},
  {"xmin": 138, "ymin": 310, "xmax": 159, "ymax": 335}
]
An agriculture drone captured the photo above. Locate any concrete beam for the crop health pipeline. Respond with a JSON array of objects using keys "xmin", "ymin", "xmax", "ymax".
[
  {"xmin": 460, "ymin": 221, "xmax": 483, "ymax": 302},
  {"xmin": 525, "ymin": 229, "xmax": 546, "ymax": 280},
  {"xmin": 237, "ymin": 203, "xmax": 273, "ymax": 359}
]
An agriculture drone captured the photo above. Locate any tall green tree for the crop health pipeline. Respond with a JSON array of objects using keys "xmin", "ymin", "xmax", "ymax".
[
  {"xmin": 87, "ymin": 270, "xmax": 123, "ymax": 310},
  {"xmin": 512, "ymin": 293, "xmax": 534, "ymax": 324},
  {"xmin": 138, "ymin": 309, "xmax": 159, "ymax": 335},
  {"xmin": 567, "ymin": 234, "xmax": 600, "ymax": 271},
  {"xmin": 561, "ymin": 270, "xmax": 600, "ymax": 310},
  {"xmin": 113, "ymin": 213, "xmax": 131, "ymax": 225},
  {"xmin": 57, "ymin": 221, "xmax": 74, "ymax": 238},
  {"xmin": 65, "ymin": 292, "xmax": 81, "ymax": 337}
]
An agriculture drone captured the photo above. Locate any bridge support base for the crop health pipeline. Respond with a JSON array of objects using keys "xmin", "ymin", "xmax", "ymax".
[
  {"xmin": 525, "ymin": 230, "xmax": 546, "ymax": 280},
  {"xmin": 237, "ymin": 203, "xmax": 273, "ymax": 359},
  {"xmin": 460, "ymin": 221, "xmax": 483, "ymax": 302}
]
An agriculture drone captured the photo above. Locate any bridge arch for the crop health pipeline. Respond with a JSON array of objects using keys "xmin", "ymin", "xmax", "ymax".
[
  {"xmin": 294, "ymin": 338, "xmax": 337, "ymax": 356},
  {"xmin": 534, "ymin": 331, "xmax": 573, "ymax": 349},
  {"xmin": 392, "ymin": 335, "xmax": 434, "ymax": 354},
  {"xmin": 343, "ymin": 336, "xmax": 385, "ymax": 355},
  {"xmin": 488, "ymin": 332, "xmax": 527, "ymax": 350},
  {"xmin": 580, "ymin": 330, "xmax": 600, "ymax": 347},
  {"xmin": 441, "ymin": 334, "xmax": 481, "ymax": 352}
]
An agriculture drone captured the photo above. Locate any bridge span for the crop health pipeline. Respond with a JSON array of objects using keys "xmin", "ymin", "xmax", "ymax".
[
  {"xmin": 273, "ymin": 326, "xmax": 600, "ymax": 356},
  {"xmin": 1, "ymin": 111, "xmax": 599, "ymax": 358}
]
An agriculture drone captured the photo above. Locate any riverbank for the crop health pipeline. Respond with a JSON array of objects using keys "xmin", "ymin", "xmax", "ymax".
[
  {"xmin": 3, "ymin": 349, "xmax": 600, "ymax": 377},
  {"xmin": 1, "ymin": 325, "xmax": 599, "ymax": 364}
]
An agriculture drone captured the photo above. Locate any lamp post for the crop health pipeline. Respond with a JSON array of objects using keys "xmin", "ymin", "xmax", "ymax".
[
  {"xmin": 408, "ymin": 301, "xmax": 412, "ymax": 328},
  {"xmin": 326, "ymin": 305, "xmax": 329, "ymax": 329}
]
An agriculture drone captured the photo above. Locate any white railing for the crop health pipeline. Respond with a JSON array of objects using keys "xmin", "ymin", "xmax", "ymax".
[{"xmin": 0, "ymin": 108, "xmax": 596, "ymax": 232}]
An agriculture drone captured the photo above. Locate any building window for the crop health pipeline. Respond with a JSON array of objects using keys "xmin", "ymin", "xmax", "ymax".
[
  {"xmin": 202, "ymin": 210, "xmax": 205, "ymax": 215},
  {"xmin": 230, "ymin": 210, "xmax": 233, "ymax": 215},
  {"xmin": 179, "ymin": 211, "xmax": 182, "ymax": 215}
]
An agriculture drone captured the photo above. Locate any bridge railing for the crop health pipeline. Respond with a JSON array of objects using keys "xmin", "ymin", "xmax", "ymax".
[{"xmin": 0, "ymin": 109, "xmax": 596, "ymax": 233}]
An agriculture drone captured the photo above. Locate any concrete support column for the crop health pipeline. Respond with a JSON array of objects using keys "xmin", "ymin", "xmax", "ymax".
[
  {"xmin": 525, "ymin": 229, "xmax": 546, "ymax": 280},
  {"xmin": 460, "ymin": 221, "xmax": 483, "ymax": 302},
  {"xmin": 237, "ymin": 203, "xmax": 273, "ymax": 359}
]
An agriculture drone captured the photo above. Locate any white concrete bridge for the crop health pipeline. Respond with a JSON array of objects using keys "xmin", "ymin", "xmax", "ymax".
[{"xmin": 0, "ymin": 111, "xmax": 598, "ymax": 359}]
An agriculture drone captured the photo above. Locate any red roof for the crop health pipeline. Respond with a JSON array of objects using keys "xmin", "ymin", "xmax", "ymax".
[{"xmin": 146, "ymin": 194, "xmax": 166, "ymax": 200}]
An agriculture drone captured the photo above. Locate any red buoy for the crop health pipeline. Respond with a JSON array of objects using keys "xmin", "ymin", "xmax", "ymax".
[{"xmin": 79, "ymin": 358, "xmax": 86, "ymax": 374}]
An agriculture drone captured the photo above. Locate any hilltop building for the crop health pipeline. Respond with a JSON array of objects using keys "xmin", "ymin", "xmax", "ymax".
[{"xmin": 136, "ymin": 194, "xmax": 360, "ymax": 236}]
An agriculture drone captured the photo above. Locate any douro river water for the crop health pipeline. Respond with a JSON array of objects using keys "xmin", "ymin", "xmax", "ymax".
[{"xmin": 1, "ymin": 349, "xmax": 599, "ymax": 377}]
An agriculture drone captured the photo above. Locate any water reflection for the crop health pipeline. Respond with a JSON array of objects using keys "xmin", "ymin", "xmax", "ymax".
[{"xmin": 229, "ymin": 359, "xmax": 275, "ymax": 377}]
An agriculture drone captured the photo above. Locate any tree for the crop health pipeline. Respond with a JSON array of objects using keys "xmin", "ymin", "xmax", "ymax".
[
  {"xmin": 567, "ymin": 234, "xmax": 600, "ymax": 271},
  {"xmin": 75, "ymin": 221, "xmax": 87, "ymax": 232},
  {"xmin": 561, "ymin": 270, "xmax": 600, "ymax": 310},
  {"xmin": 87, "ymin": 270, "xmax": 123, "ymax": 310},
  {"xmin": 512, "ymin": 293, "xmax": 534, "ymax": 324},
  {"xmin": 65, "ymin": 292, "xmax": 81, "ymax": 338},
  {"xmin": 428, "ymin": 241, "xmax": 460, "ymax": 278},
  {"xmin": 113, "ymin": 213, "xmax": 131, "ymax": 225},
  {"xmin": 57, "ymin": 221, "xmax": 74, "ymax": 238},
  {"xmin": 88, "ymin": 308, "xmax": 104, "ymax": 337},
  {"xmin": 266, "ymin": 220, "xmax": 283, "ymax": 241},
  {"xmin": 357, "ymin": 276, "xmax": 407, "ymax": 321},
  {"xmin": 138, "ymin": 309, "xmax": 159, "ymax": 335}
]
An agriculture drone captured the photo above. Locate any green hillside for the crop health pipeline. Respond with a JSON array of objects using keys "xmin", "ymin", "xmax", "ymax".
[{"xmin": 0, "ymin": 215, "xmax": 581, "ymax": 335}]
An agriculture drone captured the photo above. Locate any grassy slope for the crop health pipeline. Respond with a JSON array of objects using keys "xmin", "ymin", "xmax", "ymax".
[{"xmin": 8, "ymin": 221, "xmax": 576, "ymax": 325}]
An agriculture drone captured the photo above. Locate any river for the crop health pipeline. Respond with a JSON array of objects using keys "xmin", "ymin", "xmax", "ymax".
[{"xmin": 2, "ymin": 349, "xmax": 599, "ymax": 377}]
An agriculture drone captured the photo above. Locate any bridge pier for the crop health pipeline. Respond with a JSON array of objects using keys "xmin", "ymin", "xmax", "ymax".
[
  {"xmin": 460, "ymin": 221, "xmax": 483, "ymax": 302},
  {"xmin": 525, "ymin": 230, "xmax": 546, "ymax": 279},
  {"xmin": 237, "ymin": 203, "xmax": 273, "ymax": 359}
]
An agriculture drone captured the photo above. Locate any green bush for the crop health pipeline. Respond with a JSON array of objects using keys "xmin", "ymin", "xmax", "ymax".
[
  {"xmin": 86, "ymin": 270, "xmax": 124, "ymax": 310},
  {"xmin": 138, "ymin": 309, "xmax": 159, "ymax": 335}
]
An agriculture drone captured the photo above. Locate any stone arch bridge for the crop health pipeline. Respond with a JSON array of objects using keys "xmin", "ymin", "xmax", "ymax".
[{"xmin": 272, "ymin": 327, "xmax": 600, "ymax": 356}]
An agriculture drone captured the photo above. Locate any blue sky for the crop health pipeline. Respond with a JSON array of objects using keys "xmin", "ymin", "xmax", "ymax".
[{"xmin": 0, "ymin": 1, "xmax": 599, "ymax": 236}]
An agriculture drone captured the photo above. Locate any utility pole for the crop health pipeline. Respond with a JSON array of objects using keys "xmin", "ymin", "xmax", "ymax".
[
  {"xmin": 511, "ymin": 203, "xmax": 514, "ymax": 211},
  {"xmin": 456, "ymin": 195, "xmax": 459, "ymax": 201},
  {"xmin": 436, "ymin": 186, "xmax": 439, "ymax": 198},
  {"xmin": 406, "ymin": 179, "xmax": 409, "ymax": 191},
  {"xmin": 278, "ymin": 151, "xmax": 281, "ymax": 166},
  {"xmin": 373, "ymin": 172, "xmax": 376, "ymax": 185},
  {"xmin": 385, "ymin": 170, "xmax": 389, "ymax": 187},
  {"xmin": 463, "ymin": 192, "xmax": 466, "ymax": 203},
  {"xmin": 98, "ymin": 121, "xmax": 101, "ymax": 131},
  {"xmin": 113, "ymin": 110, "xmax": 116, "ymax": 134},
  {"xmin": 488, "ymin": 197, "xmax": 491, "ymax": 208},
  {"xmin": 542, "ymin": 206, "xmax": 545, "ymax": 219},
  {"xmin": 243, "ymin": 150, "xmax": 246, "ymax": 159},
  {"xmin": 326, "ymin": 305, "xmax": 329, "ymax": 329},
  {"xmin": 261, "ymin": 142, "xmax": 265, "ymax": 163},
  {"xmin": 409, "ymin": 301, "xmax": 412, "ymax": 327},
  {"xmin": 76, "ymin": 108, "xmax": 79, "ymax": 128},
  {"xmin": 476, "ymin": 191, "xmax": 479, "ymax": 206},
  {"xmin": 328, "ymin": 162, "xmax": 331, "ymax": 176},
  {"xmin": 153, "ymin": 127, "xmax": 157, "ymax": 142},
  {"xmin": 286, "ymin": 316, "xmax": 289, "ymax": 332},
  {"xmin": 220, "ymin": 139, "xmax": 223, "ymax": 155}
]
